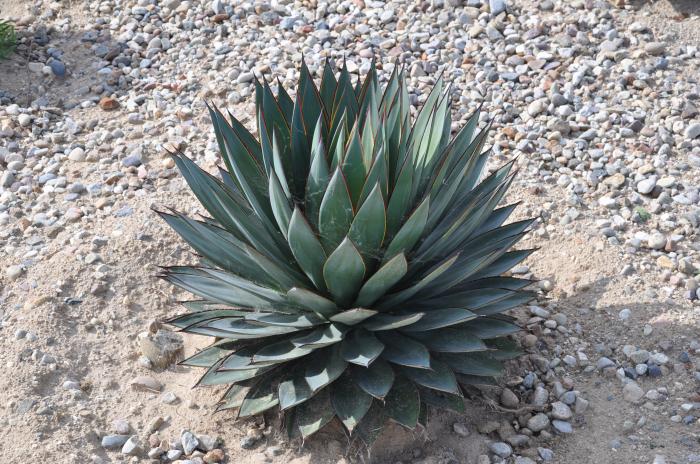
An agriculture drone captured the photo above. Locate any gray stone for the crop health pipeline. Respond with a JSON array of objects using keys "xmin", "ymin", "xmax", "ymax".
[
  {"xmin": 6, "ymin": 265, "xmax": 23, "ymax": 280},
  {"xmin": 500, "ymin": 388, "xmax": 519, "ymax": 408},
  {"xmin": 551, "ymin": 420, "xmax": 573, "ymax": 434},
  {"xmin": 574, "ymin": 397, "xmax": 589, "ymax": 414},
  {"xmin": 527, "ymin": 413, "xmax": 550, "ymax": 432},
  {"xmin": 550, "ymin": 401, "xmax": 573, "ymax": 420},
  {"xmin": 637, "ymin": 177, "xmax": 657, "ymax": 195},
  {"xmin": 139, "ymin": 329, "xmax": 184, "ymax": 369},
  {"xmin": 129, "ymin": 375, "xmax": 162, "ymax": 392},
  {"xmin": 197, "ymin": 434, "xmax": 218, "ymax": 451},
  {"xmin": 686, "ymin": 123, "xmax": 700, "ymax": 139},
  {"xmin": 596, "ymin": 357, "xmax": 616, "ymax": 370},
  {"xmin": 102, "ymin": 435, "xmax": 130, "ymax": 449},
  {"xmin": 645, "ymin": 42, "xmax": 666, "ymax": 55},
  {"xmin": 121, "ymin": 436, "xmax": 142, "ymax": 455},
  {"xmin": 538, "ymin": 448, "xmax": 554, "ymax": 461},
  {"xmin": 121, "ymin": 153, "xmax": 142, "ymax": 167},
  {"xmin": 181, "ymin": 431, "xmax": 199, "ymax": 455},
  {"xmin": 489, "ymin": 0, "xmax": 507, "ymax": 15},
  {"xmin": 532, "ymin": 386, "xmax": 549, "ymax": 406},
  {"xmin": 488, "ymin": 442, "xmax": 512, "ymax": 458}
]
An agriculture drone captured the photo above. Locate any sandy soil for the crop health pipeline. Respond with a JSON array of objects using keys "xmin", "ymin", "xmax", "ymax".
[{"xmin": 0, "ymin": 0, "xmax": 699, "ymax": 463}]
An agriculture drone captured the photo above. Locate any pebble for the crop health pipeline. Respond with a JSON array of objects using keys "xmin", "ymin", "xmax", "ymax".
[
  {"xmin": 550, "ymin": 402, "xmax": 573, "ymax": 420},
  {"xmin": 49, "ymin": 60, "xmax": 66, "ymax": 76},
  {"xmin": 139, "ymin": 329, "xmax": 184, "ymax": 368},
  {"xmin": 527, "ymin": 413, "xmax": 550, "ymax": 432},
  {"xmin": 644, "ymin": 42, "xmax": 666, "ymax": 56},
  {"xmin": 538, "ymin": 448, "xmax": 554, "ymax": 461},
  {"xmin": 121, "ymin": 436, "xmax": 142, "ymax": 455},
  {"xmin": 453, "ymin": 422, "xmax": 470, "ymax": 437},
  {"xmin": 129, "ymin": 376, "xmax": 163, "ymax": 392},
  {"xmin": 552, "ymin": 420, "xmax": 573, "ymax": 434},
  {"xmin": 68, "ymin": 147, "xmax": 86, "ymax": 161},
  {"xmin": 17, "ymin": 114, "xmax": 31, "ymax": 127},
  {"xmin": 99, "ymin": 97, "xmax": 120, "ymax": 111},
  {"xmin": 181, "ymin": 431, "xmax": 199, "ymax": 455},
  {"xmin": 1, "ymin": 0, "xmax": 699, "ymax": 460},
  {"xmin": 679, "ymin": 119, "xmax": 700, "ymax": 140},
  {"xmin": 488, "ymin": 442, "xmax": 512, "ymax": 458},
  {"xmin": 597, "ymin": 357, "xmax": 616, "ymax": 370},
  {"xmin": 6, "ymin": 265, "xmax": 23, "ymax": 280},
  {"xmin": 500, "ymin": 388, "xmax": 520, "ymax": 408},
  {"xmin": 102, "ymin": 435, "xmax": 130, "ymax": 449},
  {"xmin": 623, "ymin": 382, "xmax": 645, "ymax": 403},
  {"xmin": 204, "ymin": 449, "xmax": 225, "ymax": 463}
]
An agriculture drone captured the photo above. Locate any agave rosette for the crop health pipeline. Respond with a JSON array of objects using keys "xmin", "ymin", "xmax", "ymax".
[{"xmin": 157, "ymin": 60, "xmax": 535, "ymax": 443}]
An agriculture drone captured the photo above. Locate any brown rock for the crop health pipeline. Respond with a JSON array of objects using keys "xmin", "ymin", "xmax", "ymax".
[
  {"xmin": 204, "ymin": 449, "xmax": 225, "ymax": 463},
  {"xmin": 99, "ymin": 97, "xmax": 120, "ymax": 111},
  {"xmin": 212, "ymin": 13, "xmax": 229, "ymax": 23}
]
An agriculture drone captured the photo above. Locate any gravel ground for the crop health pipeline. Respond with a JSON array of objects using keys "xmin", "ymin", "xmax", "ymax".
[{"xmin": 0, "ymin": 0, "xmax": 699, "ymax": 463}]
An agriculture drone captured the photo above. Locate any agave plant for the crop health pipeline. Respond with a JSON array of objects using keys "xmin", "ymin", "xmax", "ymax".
[
  {"xmin": 157, "ymin": 60, "xmax": 535, "ymax": 443},
  {"xmin": 0, "ymin": 20, "xmax": 16, "ymax": 60}
]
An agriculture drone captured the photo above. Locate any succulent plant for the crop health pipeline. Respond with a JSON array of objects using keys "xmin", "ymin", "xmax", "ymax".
[
  {"xmin": 157, "ymin": 61, "xmax": 535, "ymax": 443},
  {"xmin": 0, "ymin": 20, "xmax": 16, "ymax": 60}
]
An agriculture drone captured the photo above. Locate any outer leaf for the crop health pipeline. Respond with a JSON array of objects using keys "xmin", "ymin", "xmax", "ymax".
[
  {"xmin": 245, "ymin": 312, "xmax": 324, "ymax": 328},
  {"xmin": 331, "ymin": 375, "xmax": 373, "ymax": 432},
  {"xmin": 253, "ymin": 340, "xmax": 315, "ymax": 363},
  {"xmin": 398, "ymin": 358, "xmax": 460, "ymax": 394},
  {"xmin": 485, "ymin": 337, "xmax": 523, "ymax": 360},
  {"xmin": 238, "ymin": 378, "xmax": 279, "ymax": 418},
  {"xmin": 384, "ymin": 375, "xmax": 420, "ymax": 429},
  {"xmin": 419, "ymin": 387, "xmax": 466, "ymax": 413},
  {"xmin": 278, "ymin": 371, "xmax": 313, "ymax": 410},
  {"xmin": 408, "ymin": 328, "xmax": 487, "ymax": 353},
  {"xmin": 439, "ymin": 352, "xmax": 504, "ymax": 377},
  {"xmin": 401, "ymin": 308, "xmax": 477, "ymax": 332},
  {"xmin": 461, "ymin": 317, "xmax": 521, "ymax": 339},
  {"xmin": 295, "ymin": 388, "xmax": 335, "ymax": 439},
  {"xmin": 355, "ymin": 401, "xmax": 387, "ymax": 446},
  {"xmin": 216, "ymin": 384, "xmax": 250, "ymax": 411},
  {"xmin": 180, "ymin": 339, "xmax": 240, "ymax": 367}
]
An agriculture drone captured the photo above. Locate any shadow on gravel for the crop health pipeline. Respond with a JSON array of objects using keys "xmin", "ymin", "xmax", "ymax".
[
  {"xmin": 0, "ymin": 20, "xmax": 127, "ymax": 108},
  {"xmin": 630, "ymin": 0, "xmax": 700, "ymax": 16},
  {"xmin": 555, "ymin": 275, "xmax": 697, "ymax": 344},
  {"xmin": 547, "ymin": 276, "xmax": 700, "ymax": 463}
]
